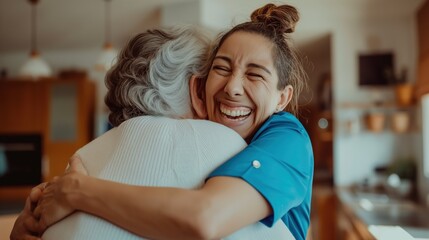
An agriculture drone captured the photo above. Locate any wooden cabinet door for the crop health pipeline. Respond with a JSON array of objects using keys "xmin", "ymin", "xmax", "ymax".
[
  {"xmin": 0, "ymin": 81, "xmax": 46, "ymax": 134},
  {"xmin": 43, "ymin": 79, "xmax": 95, "ymax": 180},
  {"xmin": 0, "ymin": 78, "xmax": 95, "ymax": 182}
]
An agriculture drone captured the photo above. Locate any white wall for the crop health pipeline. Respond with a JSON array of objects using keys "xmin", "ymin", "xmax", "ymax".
[
  {"xmin": 332, "ymin": 14, "xmax": 420, "ymax": 185},
  {"xmin": 161, "ymin": 0, "xmax": 201, "ymax": 27}
]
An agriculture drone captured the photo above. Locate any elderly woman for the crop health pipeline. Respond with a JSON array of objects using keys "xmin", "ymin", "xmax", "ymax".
[
  {"xmin": 15, "ymin": 3, "xmax": 313, "ymax": 240},
  {"xmin": 11, "ymin": 26, "xmax": 293, "ymax": 240}
]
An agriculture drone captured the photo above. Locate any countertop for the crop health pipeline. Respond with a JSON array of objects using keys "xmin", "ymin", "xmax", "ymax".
[{"xmin": 337, "ymin": 188, "xmax": 429, "ymax": 239}]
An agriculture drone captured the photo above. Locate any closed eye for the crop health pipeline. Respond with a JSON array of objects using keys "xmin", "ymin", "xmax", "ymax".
[
  {"xmin": 212, "ymin": 65, "xmax": 231, "ymax": 75},
  {"xmin": 247, "ymin": 72, "xmax": 264, "ymax": 81}
]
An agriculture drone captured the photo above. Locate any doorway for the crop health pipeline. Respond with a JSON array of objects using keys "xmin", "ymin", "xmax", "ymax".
[
  {"xmin": 297, "ymin": 33, "xmax": 334, "ymax": 185},
  {"xmin": 297, "ymin": 33, "xmax": 335, "ymax": 240}
]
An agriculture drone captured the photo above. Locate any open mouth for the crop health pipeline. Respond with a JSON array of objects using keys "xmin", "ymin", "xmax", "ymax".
[{"xmin": 220, "ymin": 103, "xmax": 252, "ymax": 120}]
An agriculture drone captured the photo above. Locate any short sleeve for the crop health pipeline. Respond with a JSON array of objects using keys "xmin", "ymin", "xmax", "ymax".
[{"xmin": 207, "ymin": 113, "xmax": 313, "ymax": 227}]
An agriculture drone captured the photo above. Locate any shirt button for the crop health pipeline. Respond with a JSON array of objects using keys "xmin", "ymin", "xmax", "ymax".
[{"xmin": 252, "ymin": 160, "xmax": 261, "ymax": 169}]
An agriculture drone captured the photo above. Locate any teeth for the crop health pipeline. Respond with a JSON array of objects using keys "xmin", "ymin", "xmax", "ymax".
[{"xmin": 220, "ymin": 104, "xmax": 251, "ymax": 117}]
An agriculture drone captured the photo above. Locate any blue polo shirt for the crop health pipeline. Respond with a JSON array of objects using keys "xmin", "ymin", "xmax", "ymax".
[{"xmin": 208, "ymin": 112, "xmax": 314, "ymax": 240}]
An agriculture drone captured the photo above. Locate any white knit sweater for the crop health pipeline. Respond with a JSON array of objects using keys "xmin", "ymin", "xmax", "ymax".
[{"xmin": 42, "ymin": 116, "xmax": 294, "ymax": 240}]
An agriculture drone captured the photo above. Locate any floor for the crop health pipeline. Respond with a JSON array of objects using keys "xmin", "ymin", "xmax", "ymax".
[{"xmin": 0, "ymin": 213, "xmax": 19, "ymax": 239}]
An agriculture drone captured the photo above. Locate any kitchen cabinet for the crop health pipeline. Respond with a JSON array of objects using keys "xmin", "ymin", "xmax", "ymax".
[
  {"xmin": 312, "ymin": 186, "xmax": 429, "ymax": 240},
  {"xmin": 311, "ymin": 186, "xmax": 374, "ymax": 240},
  {"xmin": 336, "ymin": 194, "xmax": 376, "ymax": 240},
  {"xmin": 0, "ymin": 77, "xmax": 95, "ymax": 183},
  {"xmin": 336, "ymin": 188, "xmax": 429, "ymax": 239}
]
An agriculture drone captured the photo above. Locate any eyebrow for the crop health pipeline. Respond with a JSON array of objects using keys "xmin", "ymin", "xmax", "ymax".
[{"xmin": 214, "ymin": 55, "xmax": 272, "ymax": 75}]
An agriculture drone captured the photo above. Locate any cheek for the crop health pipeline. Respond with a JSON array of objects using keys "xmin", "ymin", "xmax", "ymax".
[
  {"xmin": 205, "ymin": 84, "xmax": 215, "ymax": 104},
  {"xmin": 251, "ymin": 87, "xmax": 279, "ymax": 116},
  {"xmin": 205, "ymin": 78, "xmax": 219, "ymax": 111},
  {"xmin": 250, "ymin": 85, "xmax": 273, "ymax": 107},
  {"xmin": 205, "ymin": 79, "xmax": 214, "ymax": 98},
  {"xmin": 206, "ymin": 75, "xmax": 223, "ymax": 98}
]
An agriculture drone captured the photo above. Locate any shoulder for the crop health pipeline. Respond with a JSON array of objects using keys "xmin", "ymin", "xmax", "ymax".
[
  {"xmin": 182, "ymin": 119, "xmax": 247, "ymax": 160},
  {"xmin": 183, "ymin": 119, "xmax": 246, "ymax": 145},
  {"xmin": 249, "ymin": 112, "xmax": 313, "ymax": 173},
  {"xmin": 251, "ymin": 112, "xmax": 310, "ymax": 143},
  {"xmin": 120, "ymin": 115, "xmax": 174, "ymax": 128},
  {"xmin": 261, "ymin": 112, "xmax": 305, "ymax": 133},
  {"xmin": 118, "ymin": 115, "xmax": 182, "ymax": 137}
]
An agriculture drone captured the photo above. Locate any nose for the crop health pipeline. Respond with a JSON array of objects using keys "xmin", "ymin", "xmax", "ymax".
[{"xmin": 224, "ymin": 73, "xmax": 244, "ymax": 97}]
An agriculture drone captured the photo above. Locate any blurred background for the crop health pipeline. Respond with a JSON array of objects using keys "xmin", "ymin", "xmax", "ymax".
[{"xmin": 1, "ymin": 0, "xmax": 429, "ymax": 239}]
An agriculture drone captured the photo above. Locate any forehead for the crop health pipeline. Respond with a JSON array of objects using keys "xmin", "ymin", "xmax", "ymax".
[{"xmin": 216, "ymin": 31, "xmax": 275, "ymax": 66}]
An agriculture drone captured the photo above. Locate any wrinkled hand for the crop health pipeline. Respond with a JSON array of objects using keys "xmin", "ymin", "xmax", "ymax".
[
  {"xmin": 33, "ymin": 155, "xmax": 88, "ymax": 232},
  {"xmin": 10, "ymin": 183, "xmax": 45, "ymax": 240},
  {"xmin": 65, "ymin": 154, "xmax": 88, "ymax": 176}
]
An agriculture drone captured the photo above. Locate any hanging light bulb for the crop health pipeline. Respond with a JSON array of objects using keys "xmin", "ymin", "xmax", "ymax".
[
  {"xmin": 94, "ymin": 0, "xmax": 118, "ymax": 72},
  {"xmin": 19, "ymin": 0, "xmax": 52, "ymax": 79}
]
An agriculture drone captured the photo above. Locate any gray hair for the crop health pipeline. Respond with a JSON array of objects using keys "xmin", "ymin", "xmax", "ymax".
[{"xmin": 105, "ymin": 26, "xmax": 210, "ymax": 127}]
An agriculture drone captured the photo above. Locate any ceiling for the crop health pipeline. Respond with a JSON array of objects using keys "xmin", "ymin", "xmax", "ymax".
[
  {"xmin": 0, "ymin": 0, "xmax": 193, "ymax": 53},
  {"xmin": 0, "ymin": 0, "xmax": 425, "ymax": 55}
]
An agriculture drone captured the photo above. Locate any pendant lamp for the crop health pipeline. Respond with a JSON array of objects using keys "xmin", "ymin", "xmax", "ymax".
[
  {"xmin": 94, "ymin": 0, "xmax": 118, "ymax": 72},
  {"xmin": 19, "ymin": 0, "xmax": 52, "ymax": 79}
]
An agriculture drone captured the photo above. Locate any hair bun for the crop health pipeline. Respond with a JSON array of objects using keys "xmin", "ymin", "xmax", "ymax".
[{"xmin": 250, "ymin": 3, "xmax": 299, "ymax": 34}]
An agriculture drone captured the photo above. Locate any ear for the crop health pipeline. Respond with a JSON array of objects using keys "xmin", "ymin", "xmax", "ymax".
[
  {"xmin": 189, "ymin": 75, "xmax": 207, "ymax": 119},
  {"xmin": 276, "ymin": 85, "xmax": 293, "ymax": 112}
]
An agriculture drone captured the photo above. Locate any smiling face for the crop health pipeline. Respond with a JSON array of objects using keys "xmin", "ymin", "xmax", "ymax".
[{"xmin": 205, "ymin": 31, "xmax": 292, "ymax": 141}]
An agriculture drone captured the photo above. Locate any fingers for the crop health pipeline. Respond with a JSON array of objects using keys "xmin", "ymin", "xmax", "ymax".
[
  {"xmin": 23, "ymin": 214, "xmax": 40, "ymax": 235},
  {"xmin": 29, "ymin": 182, "xmax": 46, "ymax": 203},
  {"xmin": 32, "ymin": 194, "xmax": 51, "ymax": 233},
  {"xmin": 25, "ymin": 236, "xmax": 41, "ymax": 240},
  {"xmin": 10, "ymin": 230, "xmax": 41, "ymax": 240},
  {"xmin": 51, "ymin": 176, "xmax": 59, "ymax": 182},
  {"xmin": 32, "ymin": 193, "xmax": 50, "ymax": 220},
  {"xmin": 69, "ymin": 154, "xmax": 88, "ymax": 175},
  {"xmin": 14, "ymin": 235, "xmax": 41, "ymax": 240},
  {"xmin": 33, "ymin": 204, "xmax": 42, "ymax": 220},
  {"xmin": 10, "ymin": 198, "xmax": 42, "ymax": 240},
  {"xmin": 33, "ymin": 192, "xmax": 49, "ymax": 221},
  {"xmin": 24, "ymin": 196, "xmax": 33, "ymax": 212},
  {"xmin": 38, "ymin": 216, "xmax": 49, "ymax": 233},
  {"xmin": 24, "ymin": 196, "xmax": 38, "ymax": 218}
]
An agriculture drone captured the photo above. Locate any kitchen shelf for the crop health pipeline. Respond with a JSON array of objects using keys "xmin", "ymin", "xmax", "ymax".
[{"xmin": 339, "ymin": 102, "xmax": 415, "ymax": 110}]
